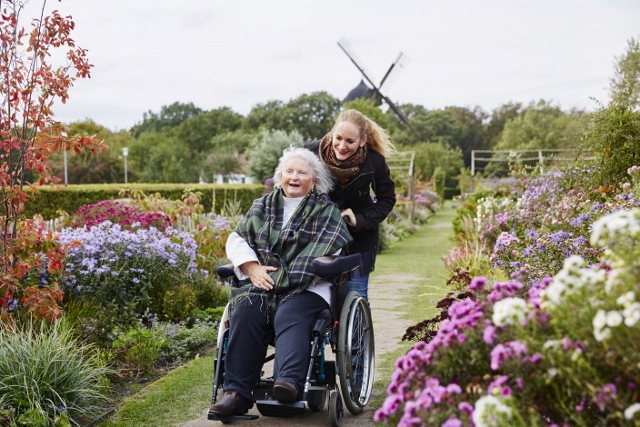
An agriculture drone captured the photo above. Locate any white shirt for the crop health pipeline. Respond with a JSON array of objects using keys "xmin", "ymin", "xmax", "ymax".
[{"xmin": 225, "ymin": 195, "xmax": 338, "ymax": 305}]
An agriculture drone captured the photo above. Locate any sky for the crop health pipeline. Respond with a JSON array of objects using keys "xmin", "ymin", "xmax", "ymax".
[{"xmin": 16, "ymin": 0, "xmax": 640, "ymax": 131}]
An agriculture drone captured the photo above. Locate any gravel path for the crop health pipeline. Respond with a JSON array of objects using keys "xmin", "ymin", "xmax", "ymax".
[{"xmin": 179, "ymin": 271, "xmax": 423, "ymax": 427}]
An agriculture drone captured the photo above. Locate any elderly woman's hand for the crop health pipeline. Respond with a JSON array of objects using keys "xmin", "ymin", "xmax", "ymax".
[{"xmin": 240, "ymin": 261, "xmax": 277, "ymax": 291}]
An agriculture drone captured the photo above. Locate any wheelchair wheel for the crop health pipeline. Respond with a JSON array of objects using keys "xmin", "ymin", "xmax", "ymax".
[
  {"xmin": 329, "ymin": 390, "xmax": 343, "ymax": 427},
  {"xmin": 336, "ymin": 291, "xmax": 375, "ymax": 415}
]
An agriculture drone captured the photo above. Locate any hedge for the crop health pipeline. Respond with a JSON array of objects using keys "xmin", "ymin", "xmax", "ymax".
[{"xmin": 23, "ymin": 183, "xmax": 265, "ymax": 219}]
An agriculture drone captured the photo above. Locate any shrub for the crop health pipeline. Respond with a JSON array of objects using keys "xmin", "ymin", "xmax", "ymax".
[
  {"xmin": 58, "ymin": 221, "xmax": 204, "ymax": 329},
  {"xmin": 0, "ymin": 319, "xmax": 111, "ymax": 426},
  {"xmin": 70, "ymin": 200, "xmax": 171, "ymax": 231},
  {"xmin": 378, "ymin": 209, "xmax": 640, "ymax": 426},
  {"xmin": 112, "ymin": 324, "xmax": 168, "ymax": 372}
]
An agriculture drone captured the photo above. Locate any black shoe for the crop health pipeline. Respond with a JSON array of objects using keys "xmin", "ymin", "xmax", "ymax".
[
  {"xmin": 209, "ymin": 391, "xmax": 248, "ymax": 416},
  {"xmin": 272, "ymin": 381, "xmax": 298, "ymax": 402}
]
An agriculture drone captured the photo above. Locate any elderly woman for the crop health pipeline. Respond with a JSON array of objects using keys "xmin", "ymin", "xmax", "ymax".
[{"xmin": 209, "ymin": 146, "xmax": 353, "ymax": 417}]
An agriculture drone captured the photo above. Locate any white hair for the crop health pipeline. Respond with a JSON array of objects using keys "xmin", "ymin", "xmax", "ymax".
[{"xmin": 273, "ymin": 146, "xmax": 334, "ymax": 195}]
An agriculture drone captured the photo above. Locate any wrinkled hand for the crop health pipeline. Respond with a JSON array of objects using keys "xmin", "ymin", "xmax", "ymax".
[
  {"xmin": 240, "ymin": 261, "xmax": 277, "ymax": 291},
  {"xmin": 341, "ymin": 209, "xmax": 356, "ymax": 227}
]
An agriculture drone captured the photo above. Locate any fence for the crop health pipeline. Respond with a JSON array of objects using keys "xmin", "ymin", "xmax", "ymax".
[{"xmin": 470, "ymin": 149, "xmax": 596, "ymax": 191}]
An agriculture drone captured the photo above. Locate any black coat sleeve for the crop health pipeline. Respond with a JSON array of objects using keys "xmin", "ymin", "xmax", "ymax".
[{"xmin": 352, "ymin": 156, "xmax": 396, "ymax": 232}]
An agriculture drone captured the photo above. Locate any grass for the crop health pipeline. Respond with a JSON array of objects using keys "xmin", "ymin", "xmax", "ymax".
[
  {"xmin": 99, "ymin": 354, "xmax": 214, "ymax": 427},
  {"xmin": 99, "ymin": 203, "xmax": 457, "ymax": 426},
  {"xmin": 370, "ymin": 203, "xmax": 457, "ymax": 424}
]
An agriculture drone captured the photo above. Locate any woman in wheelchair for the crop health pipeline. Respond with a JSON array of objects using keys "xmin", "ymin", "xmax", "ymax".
[{"xmin": 209, "ymin": 147, "xmax": 353, "ymax": 417}]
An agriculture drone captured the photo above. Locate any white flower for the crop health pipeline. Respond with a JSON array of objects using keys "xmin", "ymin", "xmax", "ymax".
[
  {"xmin": 605, "ymin": 269, "xmax": 625, "ymax": 294},
  {"xmin": 571, "ymin": 349, "xmax": 582, "ymax": 362},
  {"xmin": 591, "ymin": 209, "xmax": 640, "ymax": 247},
  {"xmin": 594, "ymin": 327, "xmax": 611, "ymax": 342},
  {"xmin": 593, "ymin": 310, "xmax": 607, "ymax": 330},
  {"xmin": 623, "ymin": 302, "xmax": 640, "ymax": 327},
  {"xmin": 564, "ymin": 255, "xmax": 585, "ymax": 272},
  {"xmin": 617, "ymin": 291, "xmax": 636, "ymax": 307},
  {"xmin": 473, "ymin": 395, "xmax": 512, "ymax": 427},
  {"xmin": 493, "ymin": 297, "xmax": 528, "ymax": 327},
  {"xmin": 606, "ymin": 310, "xmax": 623, "ymax": 327},
  {"xmin": 547, "ymin": 368, "xmax": 558, "ymax": 379},
  {"xmin": 625, "ymin": 403, "xmax": 640, "ymax": 420},
  {"xmin": 542, "ymin": 340, "xmax": 560, "ymax": 351}
]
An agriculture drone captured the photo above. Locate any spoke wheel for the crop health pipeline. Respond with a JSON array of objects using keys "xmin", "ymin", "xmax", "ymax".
[
  {"xmin": 337, "ymin": 291, "xmax": 375, "ymax": 415},
  {"xmin": 329, "ymin": 390, "xmax": 343, "ymax": 427}
]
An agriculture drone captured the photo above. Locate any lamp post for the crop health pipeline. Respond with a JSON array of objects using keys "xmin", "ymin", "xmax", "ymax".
[
  {"xmin": 63, "ymin": 144, "xmax": 68, "ymax": 184},
  {"xmin": 122, "ymin": 147, "xmax": 129, "ymax": 183}
]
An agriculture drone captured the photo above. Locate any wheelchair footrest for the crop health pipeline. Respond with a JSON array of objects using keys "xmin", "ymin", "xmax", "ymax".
[
  {"xmin": 207, "ymin": 410, "xmax": 259, "ymax": 422},
  {"xmin": 255, "ymin": 400, "xmax": 306, "ymax": 418}
]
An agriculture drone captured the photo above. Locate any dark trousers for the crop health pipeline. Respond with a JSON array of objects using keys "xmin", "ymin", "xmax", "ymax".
[{"xmin": 223, "ymin": 291, "xmax": 328, "ymax": 409}]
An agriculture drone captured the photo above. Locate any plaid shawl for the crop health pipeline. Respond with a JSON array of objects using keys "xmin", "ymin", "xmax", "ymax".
[{"xmin": 229, "ymin": 189, "xmax": 353, "ymax": 319}]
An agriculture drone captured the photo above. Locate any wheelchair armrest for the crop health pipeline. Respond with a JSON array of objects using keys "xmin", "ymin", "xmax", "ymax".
[
  {"xmin": 312, "ymin": 253, "xmax": 361, "ymax": 280},
  {"xmin": 216, "ymin": 263, "xmax": 236, "ymax": 279}
]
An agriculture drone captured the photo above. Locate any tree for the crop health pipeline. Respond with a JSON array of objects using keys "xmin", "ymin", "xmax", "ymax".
[
  {"xmin": 48, "ymin": 120, "xmax": 135, "ymax": 184},
  {"xmin": 446, "ymin": 106, "xmax": 490, "ymax": 167},
  {"xmin": 209, "ymin": 129, "xmax": 254, "ymax": 154},
  {"xmin": 172, "ymin": 106, "xmax": 244, "ymax": 154},
  {"xmin": 245, "ymin": 129, "xmax": 304, "ymax": 183},
  {"xmin": 128, "ymin": 132, "xmax": 195, "ymax": 183},
  {"xmin": 1, "ymin": 0, "xmax": 106, "ymax": 322},
  {"xmin": 581, "ymin": 37, "xmax": 640, "ymax": 186},
  {"xmin": 405, "ymin": 141, "xmax": 464, "ymax": 182},
  {"xmin": 131, "ymin": 101, "xmax": 203, "ymax": 135},
  {"xmin": 485, "ymin": 102, "xmax": 523, "ymax": 148},
  {"xmin": 495, "ymin": 100, "xmax": 577, "ymax": 151},
  {"xmin": 245, "ymin": 92, "xmax": 342, "ymax": 139}
]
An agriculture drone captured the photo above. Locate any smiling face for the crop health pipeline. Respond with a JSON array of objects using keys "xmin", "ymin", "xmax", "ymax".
[
  {"xmin": 332, "ymin": 120, "xmax": 367, "ymax": 161},
  {"xmin": 280, "ymin": 156, "xmax": 317, "ymax": 198}
]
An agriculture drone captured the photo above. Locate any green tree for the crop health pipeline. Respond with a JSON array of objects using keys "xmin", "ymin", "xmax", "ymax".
[
  {"xmin": 210, "ymin": 129, "xmax": 255, "ymax": 154},
  {"xmin": 48, "ymin": 121, "xmax": 135, "ymax": 184},
  {"xmin": 581, "ymin": 37, "xmax": 640, "ymax": 186},
  {"xmin": 245, "ymin": 129, "xmax": 304, "ymax": 183},
  {"xmin": 446, "ymin": 106, "xmax": 490, "ymax": 167},
  {"xmin": 172, "ymin": 107, "xmax": 245, "ymax": 154},
  {"xmin": 495, "ymin": 100, "xmax": 578, "ymax": 151},
  {"xmin": 404, "ymin": 141, "xmax": 464, "ymax": 183},
  {"xmin": 245, "ymin": 91, "xmax": 342, "ymax": 139},
  {"xmin": 131, "ymin": 102, "xmax": 203, "ymax": 135},
  {"xmin": 485, "ymin": 102, "xmax": 523, "ymax": 148},
  {"xmin": 128, "ymin": 132, "xmax": 195, "ymax": 183}
]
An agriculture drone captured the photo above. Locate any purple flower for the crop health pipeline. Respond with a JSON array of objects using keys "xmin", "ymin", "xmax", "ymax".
[
  {"xmin": 483, "ymin": 325, "xmax": 497, "ymax": 344},
  {"xmin": 442, "ymin": 418, "xmax": 463, "ymax": 427}
]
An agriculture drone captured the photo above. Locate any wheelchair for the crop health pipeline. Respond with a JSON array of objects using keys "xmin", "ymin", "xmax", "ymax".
[{"xmin": 207, "ymin": 253, "xmax": 375, "ymax": 426}]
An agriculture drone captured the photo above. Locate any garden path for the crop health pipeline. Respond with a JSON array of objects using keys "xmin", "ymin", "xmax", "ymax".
[{"xmin": 179, "ymin": 206, "xmax": 454, "ymax": 427}]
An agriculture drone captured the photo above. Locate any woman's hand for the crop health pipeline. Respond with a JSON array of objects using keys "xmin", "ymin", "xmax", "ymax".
[
  {"xmin": 341, "ymin": 209, "xmax": 357, "ymax": 227},
  {"xmin": 240, "ymin": 261, "xmax": 277, "ymax": 291}
]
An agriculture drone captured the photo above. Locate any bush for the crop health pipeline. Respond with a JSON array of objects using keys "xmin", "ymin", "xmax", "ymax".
[
  {"xmin": 0, "ymin": 319, "xmax": 111, "ymax": 426},
  {"xmin": 22, "ymin": 183, "xmax": 263, "ymax": 219},
  {"xmin": 70, "ymin": 200, "xmax": 171, "ymax": 231},
  {"xmin": 377, "ymin": 209, "xmax": 640, "ymax": 426},
  {"xmin": 58, "ymin": 221, "xmax": 205, "ymax": 329}
]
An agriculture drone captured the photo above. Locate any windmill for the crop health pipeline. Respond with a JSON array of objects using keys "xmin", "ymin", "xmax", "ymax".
[{"xmin": 338, "ymin": 37, "xmax": 413, "ymax": 129}]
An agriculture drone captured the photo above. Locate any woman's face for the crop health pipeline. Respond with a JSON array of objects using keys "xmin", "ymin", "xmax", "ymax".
[
  {"xmin": 332, "ymin": 120, "xmax": 366, "ymax": 161},
  {"xmin": 280, "ymin": 157, "xmax": 317, "ymax": 198}
]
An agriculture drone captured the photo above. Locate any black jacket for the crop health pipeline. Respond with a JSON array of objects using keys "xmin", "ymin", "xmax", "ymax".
[{"xmin": 305, "ymin": 140, "xmax": 396, "ymax": 271}]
